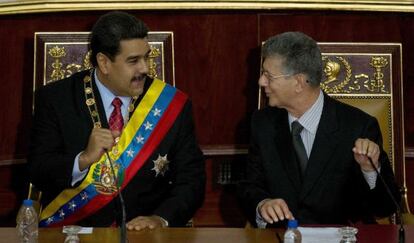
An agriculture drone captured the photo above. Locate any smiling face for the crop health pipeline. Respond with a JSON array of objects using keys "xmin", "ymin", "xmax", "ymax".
[
  {"xmin": 97, "ymin": 38, "xmax": 151, "ymax": 97},
  {"xmin": 259, "ymin": 55, "xmax": 297, "ymax": 108}
]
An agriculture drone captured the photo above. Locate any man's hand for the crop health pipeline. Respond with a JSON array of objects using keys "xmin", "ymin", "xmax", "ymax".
[
  {"xmin": 78, "ymin": 127, "xmax": 120, "ymax": 171},
  {"xmin": 352, "ymin": 138, "xmax": 380, "ymax": 172},
  {"xmin": 258, "ymin": 198, "xmax": 294, "ymax": 224},
  {"xmin": 126, "ymin": 215, "xmax": 167, "ymax": 231}
]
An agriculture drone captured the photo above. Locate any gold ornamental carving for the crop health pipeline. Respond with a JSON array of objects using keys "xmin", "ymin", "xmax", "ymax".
[
  {"xmin": 48, "ymin": 46, "xmax": 66, "ymax": 81},
  {"xmin": 48, "ymin": 45, "xmax": 160, "ymax": 82},
  {"xmin": 320, "ymin": 56, "xmax": 352, "ymax": 94},
  {"xmin": 321, "ymin": 55, "xmax": 389, "ymax": 94},
  {"xmin": 367, "ymin": 56, "xmax": 388, "ymax": 93},
  {"xmin": 148, "ymin": 47, "xmax": 161, "ymax": 79}
]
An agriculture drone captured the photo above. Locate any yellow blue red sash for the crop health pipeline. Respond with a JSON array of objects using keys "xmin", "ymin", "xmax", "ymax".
[{"xmin": 39, "ymin": 79, "xmax": 187, "ymax": 227}]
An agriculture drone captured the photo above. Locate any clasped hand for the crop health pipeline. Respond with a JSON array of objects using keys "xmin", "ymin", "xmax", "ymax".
[
  {"xmin": 79, "ymin": 127, "xmax": 120, "ymax": 171},
  {"xmin": 352, "ymin": 138, "xmax": 380, "ymax": 172}
]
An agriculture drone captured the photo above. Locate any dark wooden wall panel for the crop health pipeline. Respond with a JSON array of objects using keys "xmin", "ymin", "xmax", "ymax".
[{"xmin": 1, "ymin": 10, "xmax": 414, "ymax": 226}]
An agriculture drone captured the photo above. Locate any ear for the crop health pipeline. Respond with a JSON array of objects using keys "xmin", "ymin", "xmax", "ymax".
[
  {"xmin": 96, "ymin": 53, "xmax": 111, "ymax": 75},
  {"xmin": 294, "ymin": 73, "xmax": 308, "ymax": 92}
]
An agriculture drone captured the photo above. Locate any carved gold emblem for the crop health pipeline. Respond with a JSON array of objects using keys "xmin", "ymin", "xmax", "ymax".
[
  {"xmin": 148, "ymin": 47, "xmax": 161, "ymax": 79},
  {"xmin": 321, "ymin": 55, "xmax": 389, "ymax": 94},
  {"xmin": 321, "ymin": 56, "xmax": 352, "ymax": 94},
  {"xmin": 367, "ymin": 56, "xmax": 388, "ymax": 93},
  {"xmin": 83, "ymin": 51, "xmax": 92, "ymax": 70},
  {"xmin": 152, "ymin": 154, "xmax": 170, "ymax": 177},
  {"xmin": 48, "ymin": 46, "xmax": 67, "ymax": 82}
]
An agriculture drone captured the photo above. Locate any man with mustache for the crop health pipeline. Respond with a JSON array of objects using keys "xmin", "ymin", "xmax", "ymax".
[{"xmin": 28, "ymin": 11, "xmax": 205, "ymax": 230}]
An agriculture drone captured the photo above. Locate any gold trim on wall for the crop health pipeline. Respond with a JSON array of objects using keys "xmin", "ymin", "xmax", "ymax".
[{"xmin": 1, "ymin": 0, "xmax": 414, "ymax": 15}]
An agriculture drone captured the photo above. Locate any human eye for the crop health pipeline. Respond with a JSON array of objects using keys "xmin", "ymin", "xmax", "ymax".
[{"xmin": 127, "ymin": 58, "xmax": 138, "ymax": 64}]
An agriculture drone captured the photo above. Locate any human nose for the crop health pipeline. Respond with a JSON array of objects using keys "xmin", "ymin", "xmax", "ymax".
[
  {"xmin": 137, "ymin": 58, "xmax": 149, "ymax": 74},
  {"xmin": 258, "ymin": 73, "xmax": 268, "ymax": 87}
]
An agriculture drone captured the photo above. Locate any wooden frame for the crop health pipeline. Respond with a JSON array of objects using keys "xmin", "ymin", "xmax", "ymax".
[{"xmin": 33, "ymin": 31, "xmax": 175, "ymax": 93}]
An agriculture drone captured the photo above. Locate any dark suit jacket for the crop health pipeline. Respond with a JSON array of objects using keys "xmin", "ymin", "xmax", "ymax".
[
  {"xmin": 238, "ymin": 93, "xmax": 399, "ymax": 226},
  {"xmin": 28, "ymin": 70, "xmax": 205, "ymax": 227}
]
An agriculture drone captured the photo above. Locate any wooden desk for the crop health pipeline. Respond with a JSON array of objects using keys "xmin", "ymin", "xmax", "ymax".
[
  {"xmin": 1, "ymin": 225, "xmax": 413, "ymax": 243},
  {"xmin": 0, "ymin": 227, "xmax": 277, "ymax": 243}
]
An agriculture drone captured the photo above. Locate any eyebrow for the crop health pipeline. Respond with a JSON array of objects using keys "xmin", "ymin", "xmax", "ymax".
[{"xmin": 126, "ymin": 49, "xmax": 151, "ymax": 61}]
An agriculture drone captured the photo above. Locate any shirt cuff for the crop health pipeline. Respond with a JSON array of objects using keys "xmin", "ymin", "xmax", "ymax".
[
  {"xmin": 71, "ymin": 152, "xmax": 89, "ymax": 186},
  {"xmin": 256, "ymin": 199, "xmax": 268, "ymax": 229},
  {"xmin": 362, "ymin": 167, "xmax": 380, "ymax": 190}
]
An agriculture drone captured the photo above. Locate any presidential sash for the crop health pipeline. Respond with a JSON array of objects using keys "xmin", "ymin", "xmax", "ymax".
[{"xmin": 39, "ymin": 78, "xmax": 187, "ymax": 227}]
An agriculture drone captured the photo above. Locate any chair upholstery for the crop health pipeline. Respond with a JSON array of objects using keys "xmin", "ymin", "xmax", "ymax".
[{"xmin": 258, "ymin": 42, "xmax": 412, "ymax": 224}]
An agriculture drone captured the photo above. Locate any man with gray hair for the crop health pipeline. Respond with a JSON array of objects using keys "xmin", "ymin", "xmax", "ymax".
[{"xmin": 238, "ymin": 32, "xmax": 399, "ymax": 227}]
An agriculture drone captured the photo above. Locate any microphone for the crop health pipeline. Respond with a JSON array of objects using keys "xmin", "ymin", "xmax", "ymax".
[
  {"xmin": 105, "ymin": 149, "xmax": 127, "ymax": 243},
  {"xmin": 368, "ymin": 158, "xmax": 404, "ymax": 243}
]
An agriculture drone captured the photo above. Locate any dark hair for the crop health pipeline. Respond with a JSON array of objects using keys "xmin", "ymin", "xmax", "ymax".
[
  {"xmin": 262, "ymin": 32, "xmax": 322, "ymax": 86},
  {"xmin": 90, "ymin": 11, "xmax": 149, "ymax": 67}
]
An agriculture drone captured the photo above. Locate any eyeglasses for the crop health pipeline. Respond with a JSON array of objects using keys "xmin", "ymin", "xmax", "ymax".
[{"xmin": 260, "ymin": 70, "xmax": 293, "ymax": 82}]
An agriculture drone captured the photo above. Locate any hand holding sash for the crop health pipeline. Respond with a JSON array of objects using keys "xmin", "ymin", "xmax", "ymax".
[{"xmin": 79, "ymin": 127, "xmax": 120, "ymax": 171}]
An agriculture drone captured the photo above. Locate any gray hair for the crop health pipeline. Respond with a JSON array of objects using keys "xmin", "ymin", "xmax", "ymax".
[{"xmin": 262, "ymin": 32, "xmax": 322, "ymax": 86}]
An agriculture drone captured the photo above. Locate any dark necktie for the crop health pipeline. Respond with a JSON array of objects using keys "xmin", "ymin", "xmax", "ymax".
[
  {"xmin": 291, "ymin": 121, "xmax": 308, "ymax": 175},
  {"xmin": 109, "ymin": 97, "xmax": 124, "ymax": 132}
]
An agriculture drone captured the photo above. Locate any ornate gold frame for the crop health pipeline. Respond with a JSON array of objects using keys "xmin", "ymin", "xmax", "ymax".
[
  {"xmin": 2, "ymin": 0, "xmax": 414, "ymax": 15},
  {"xmin": 33, "ymin": 31, "xmax": 175, "ymax": 113}
]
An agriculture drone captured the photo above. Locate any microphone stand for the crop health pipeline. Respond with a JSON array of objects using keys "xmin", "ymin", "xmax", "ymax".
[
  {"xmin": 106, "ymin": 150, "xmax": 127, "ymax": 243},
  {"xmin": 368, "ymin": 158, "xmax": 404, "ymax": 243}
]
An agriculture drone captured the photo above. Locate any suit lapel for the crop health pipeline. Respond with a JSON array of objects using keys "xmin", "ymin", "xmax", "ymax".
[
  {"xmin": 271, "ymin": 109, "xmax": 302, "ymax": 193},
  {"xmin": 300, "ymin": 94, "xmax": 340, "ymax": 200}
]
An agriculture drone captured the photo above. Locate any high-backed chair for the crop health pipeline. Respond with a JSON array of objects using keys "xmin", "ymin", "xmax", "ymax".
[
  {"xmin": 30, "ymin": 31, "xmax": 175, "ymax": 216},
  {"xmin": 258, "ymin": 42, "xmax": 412, "ymax": 224}
]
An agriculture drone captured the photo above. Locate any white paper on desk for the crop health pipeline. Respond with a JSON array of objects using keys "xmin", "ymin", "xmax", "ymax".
[
  {"xmin": 298, "ymin": 227, "xmax": 341, "ymax": 243},
  {"xmin": 62, "ymin": 226, "xmax": 93, "ymax": 234}
]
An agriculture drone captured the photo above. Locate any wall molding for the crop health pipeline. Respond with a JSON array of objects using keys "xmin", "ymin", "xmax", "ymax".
[{"xmin": 1, "ymin": 0, "xmax": 414, "ymax": 15}]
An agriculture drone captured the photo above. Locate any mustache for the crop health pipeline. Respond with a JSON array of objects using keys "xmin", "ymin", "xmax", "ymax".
[{"xmin": 131, "ymin": 74, "xmax": 147, "ymax": 82}]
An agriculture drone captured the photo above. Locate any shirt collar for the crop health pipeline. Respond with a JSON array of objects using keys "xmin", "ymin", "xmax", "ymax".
[
  {"xmin": 288, "ymin": 89, "xmax": 324, "ymax": 134},
  {"xmin": 94, "ymin": 70, "xmax": 131, "ymax": 111}
]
